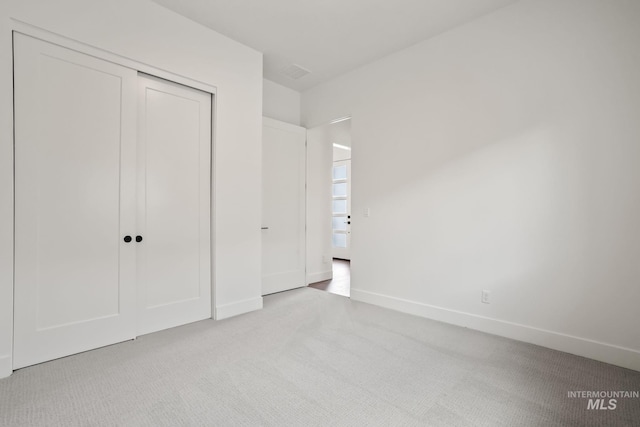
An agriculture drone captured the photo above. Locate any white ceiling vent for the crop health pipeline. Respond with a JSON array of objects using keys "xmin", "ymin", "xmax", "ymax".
[{"xmin": 280, "ymin": 64, "xmax": 311, "ymax": 80}]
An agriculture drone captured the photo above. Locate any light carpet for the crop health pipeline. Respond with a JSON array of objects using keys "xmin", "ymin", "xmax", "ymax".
[{"xmin": 1, "ymin": 288, "xmax": 639, "ymax": 426}]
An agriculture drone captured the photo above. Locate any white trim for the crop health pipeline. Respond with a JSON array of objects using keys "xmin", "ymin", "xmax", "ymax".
[
  {"xmin": 0, "ymin": 355, "xmax": 11, "ymax": 378},
  {"xmin": 10, "ymin": 19, "xmax": 217, "ymax": 95},
  {"xmin": 263, "ymin": 116, "xmax": 306, "ymax": 134},
  {"xmin": 307, "ymin": 270, "xmax": 333, "ymax": 285},
  {"xmin": 351, "ymin": 288, "xmax": 640, "ymax": 372},
  {"xmin": 215, "ymin": 297, "xmax": 263, "ymax": 320}
]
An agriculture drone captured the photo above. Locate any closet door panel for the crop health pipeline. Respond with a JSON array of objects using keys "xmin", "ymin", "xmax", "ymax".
[
  {"xmin": 137, "ymin": 75, "xmax": 212, "ymax": 335},
  {"xmin": 13, "ymin": 34, "xmax": 138, "ymax": 369}
]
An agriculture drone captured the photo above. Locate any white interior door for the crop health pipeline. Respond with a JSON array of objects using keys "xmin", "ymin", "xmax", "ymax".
[
  {"xmin": 137, "ymin": 74, "xmax": 212, "ymax": 335},
  {"xmin": 332, "ymin": 160, "xmax": 351, "ymax": 260},
  {"xmin": 13, "ymin": 33, "xmax": 138, "ymax": 369},
  {"xmin": 261, "ymin": 118, "xmax": 306, "ymax": 295}
]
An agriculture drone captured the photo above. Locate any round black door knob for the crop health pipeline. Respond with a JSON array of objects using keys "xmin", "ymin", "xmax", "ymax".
[
  {"xmin": 136, "ymin": 235, "xmax": 143, "ymax": 242},
  {"xmin": 124, "ymin": 236, "xmax": 132, "ymax": 243}
]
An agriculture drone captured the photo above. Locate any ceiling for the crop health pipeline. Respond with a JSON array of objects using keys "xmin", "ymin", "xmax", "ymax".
[{"xmin": 153, "ymin": 0, "xmax": 519, "ymax": 92}]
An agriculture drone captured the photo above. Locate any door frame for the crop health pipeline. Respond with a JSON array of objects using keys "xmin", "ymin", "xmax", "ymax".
[{"xmin": 7, "ymin": 22, "xmax": 218, "ymax": 373}]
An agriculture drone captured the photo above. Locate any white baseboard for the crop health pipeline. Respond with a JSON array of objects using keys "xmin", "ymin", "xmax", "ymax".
[
  {"xmin": 215, "ymin": 297, "xmax": 263, "ymax": 320},
  {"xmin": 307, "ymin": 270, "xmax": 332, "ymax": 285},
  {"xmin": 351, "ymin": 288, "xmax": 640, "ymax": 372},
  {"xmin": 0, "ymin": 354, "xmax": 11, "ymax": 379}
]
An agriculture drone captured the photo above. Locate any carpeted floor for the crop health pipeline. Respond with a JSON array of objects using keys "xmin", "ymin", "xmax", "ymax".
[{"xmin": 0, "ymin": 288, "xmax": 638, "ymax": 426}]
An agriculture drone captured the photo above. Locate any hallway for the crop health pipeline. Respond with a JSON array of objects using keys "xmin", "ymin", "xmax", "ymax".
[{"xmin": 308, "ymin": 259, "xmax": 350, "ymax": 297}]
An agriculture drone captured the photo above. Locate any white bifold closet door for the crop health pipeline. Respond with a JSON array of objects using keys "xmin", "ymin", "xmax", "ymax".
[{"xmin": 13, "ymin": 33, "xmax": 211, "ymax": 369}]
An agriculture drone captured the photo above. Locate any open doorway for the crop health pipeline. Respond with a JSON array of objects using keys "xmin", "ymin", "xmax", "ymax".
[
  {"xmin": 331, "ymin": 118, "xmax": 352, "ymax": 261},
  {"xmin": 308, "ymin": 259, "xmax": 350, "ymax": 297},
  {"xmin": 308, "ymin": 117, "xmax": 352, "ymax": 297}
]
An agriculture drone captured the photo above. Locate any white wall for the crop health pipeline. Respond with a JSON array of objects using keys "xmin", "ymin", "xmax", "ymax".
[
  {"xmin": 302, "ymin": 0, "xmax": 640, "ymax": 370},
  {"xmin": 0, "ymin": 0, "xmax": 263, "ymax": 377},
  {"xmin": 263, "ymin": 79, "xmax": 301, "ymax": 126}
]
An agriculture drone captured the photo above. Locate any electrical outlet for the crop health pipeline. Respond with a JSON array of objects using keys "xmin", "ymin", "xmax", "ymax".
[
  {"xmin": 481, "ymin": 290, "xmax": 491, "ymax": 304},
  {"xmin": 364, "ymin": 207, "xmax": 370, "ymax": 217}
]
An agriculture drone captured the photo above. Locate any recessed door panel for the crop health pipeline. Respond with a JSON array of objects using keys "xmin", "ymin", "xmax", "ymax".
[
  {"xmin": 13, "ymin": 34, "xmax": 138, "ymax": 369},
  {"xmin": 137, "ymin": 75, "xmax": 212, "ymax": 335}
]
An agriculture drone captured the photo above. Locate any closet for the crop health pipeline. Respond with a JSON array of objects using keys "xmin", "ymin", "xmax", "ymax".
[{"xmin": 12, "ymin": 33, "xmax": 212, "ymax": 369}]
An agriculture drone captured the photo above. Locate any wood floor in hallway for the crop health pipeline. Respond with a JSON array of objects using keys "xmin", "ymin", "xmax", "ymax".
[{"xmin": 308, "ymin": 259, "xmax": 350, "ymax": 297}]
